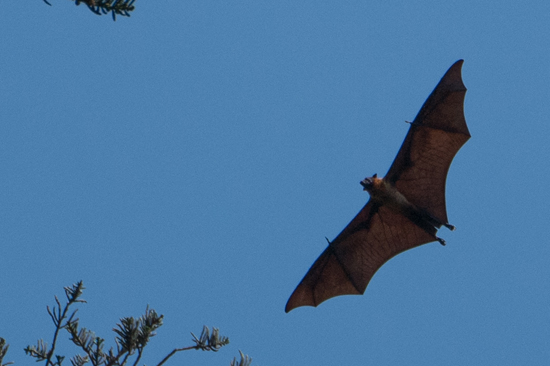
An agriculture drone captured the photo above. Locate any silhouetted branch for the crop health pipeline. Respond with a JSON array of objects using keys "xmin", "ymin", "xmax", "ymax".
[
  {"xmin": 25, "ymin": 281, "xmax": 86, "ymax": 366},
  {"xmin": 15, "ymin": 282, "xmax": 254, "ymax": 365},
  {"xmin": 41, "ymin": 0, "xmax": 136, "ymax": 20}
]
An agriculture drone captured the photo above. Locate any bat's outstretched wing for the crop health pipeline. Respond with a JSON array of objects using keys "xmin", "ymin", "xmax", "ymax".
[
  {"xmin": 285, "ymin": 60, "xmax": 469, "ymax": 313},
  {"xmin": 385, "ymin": 59, "xmax": 470, "ymax": 226},
  {"xmin": 285, "ymin": 201, "xmax": 438, "ymax": 312}
]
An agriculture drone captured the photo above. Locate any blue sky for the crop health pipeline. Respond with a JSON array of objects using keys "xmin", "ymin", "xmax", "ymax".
[{"xmin": 1, "ymin": 1, "xmax": 549, "ymax": 365}]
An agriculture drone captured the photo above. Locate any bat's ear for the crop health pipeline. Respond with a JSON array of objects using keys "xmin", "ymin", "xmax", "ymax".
[{"xmin": 373, "ymin": 173, "xmax": 377, "ymax": 178}]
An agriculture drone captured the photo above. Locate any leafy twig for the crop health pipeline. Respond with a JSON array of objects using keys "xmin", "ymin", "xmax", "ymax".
[
  {"xmin": 106, "ymin": 306, "xmax": 163, "ymax": 366},
  {"xmin": 66, "ymin": 320, "xmax": 103, "ymax": 365},
  {"xmin": 230, "ymin": 350, "xmax": 253, "ymax": 366},
  {"xmin": 0, "ymin": 338, "xmax": 13, "ymax": 366},
  {"xmin": 191, "ymin": 326, "xmax": 230, "ymax": 352},
  {"xmin": 156, "ymin": 326, "xmax": 230, "ymax": 366},
  {"xmin": 41, "ymin": 0, "xmax": 136, "ymax": 20},
  {"xmin": 77, "ymin": 0, "xmax": 136, "ymax": 20}
]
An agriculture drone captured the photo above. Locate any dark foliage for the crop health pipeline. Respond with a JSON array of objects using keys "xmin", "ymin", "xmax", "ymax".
[{"xmin": 41, "ymin": 0, "xmax": 136, "ymax": 21}]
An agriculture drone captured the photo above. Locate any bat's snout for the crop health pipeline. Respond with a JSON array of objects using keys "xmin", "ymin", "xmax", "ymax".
[{"xmin": 360, "ymin": 176, "xmax": 375, "ymax": 191}]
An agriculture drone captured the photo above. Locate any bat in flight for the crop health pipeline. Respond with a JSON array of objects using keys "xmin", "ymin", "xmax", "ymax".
[{"xmin": 286, "ymin": 60, "xmax": 470, "ymax": 313}]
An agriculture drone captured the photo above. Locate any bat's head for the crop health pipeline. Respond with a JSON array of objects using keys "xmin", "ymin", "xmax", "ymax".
[{"xmin": 360, "ymin": 174, "xmax": 378, "ymax": 192}]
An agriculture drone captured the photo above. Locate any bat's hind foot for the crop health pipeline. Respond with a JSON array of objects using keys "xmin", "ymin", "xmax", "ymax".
[
  {"xmin": 437, "ymin": 237, "xmax": 446, "ymax": 246},
  {"xmin": 444, "ymin": 223, "xmax": 456, "ymax": 231}
]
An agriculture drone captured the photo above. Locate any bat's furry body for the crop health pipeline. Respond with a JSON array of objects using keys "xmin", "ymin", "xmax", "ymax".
[{"xmin": 361, "ymin": 175, "xmax": 450, "ymax": 245}]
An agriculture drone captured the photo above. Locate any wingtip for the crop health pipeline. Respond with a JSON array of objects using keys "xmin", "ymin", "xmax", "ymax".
[
  {"xmin": 284, "ymin": 297, "xmax": 294, "ymax": 313},
  {"xmin": 446, "ymin": 59, "xmax": 465, "ymax": 80},
  {"xmin": 450, "ymin": 59, "xmax": 464, "ymax": 71},
  {"xmin": 285, "ymin": 289, "xmax": 315, "ymax": 313}
]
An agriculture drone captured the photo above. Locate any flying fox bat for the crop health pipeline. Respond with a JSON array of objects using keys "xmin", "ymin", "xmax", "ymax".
[{"xmin": 285, "ymin": 60, "xmax": 470, "ymax": 313}]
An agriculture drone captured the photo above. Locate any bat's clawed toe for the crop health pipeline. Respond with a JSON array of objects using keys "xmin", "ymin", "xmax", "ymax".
[
  {"xmin": 436, "ymin": 237, "xmax": 446, "ymax": 246},
  {"xmin": 445, "ymin": 223, "xmax": 456, "ymax": 231}
]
